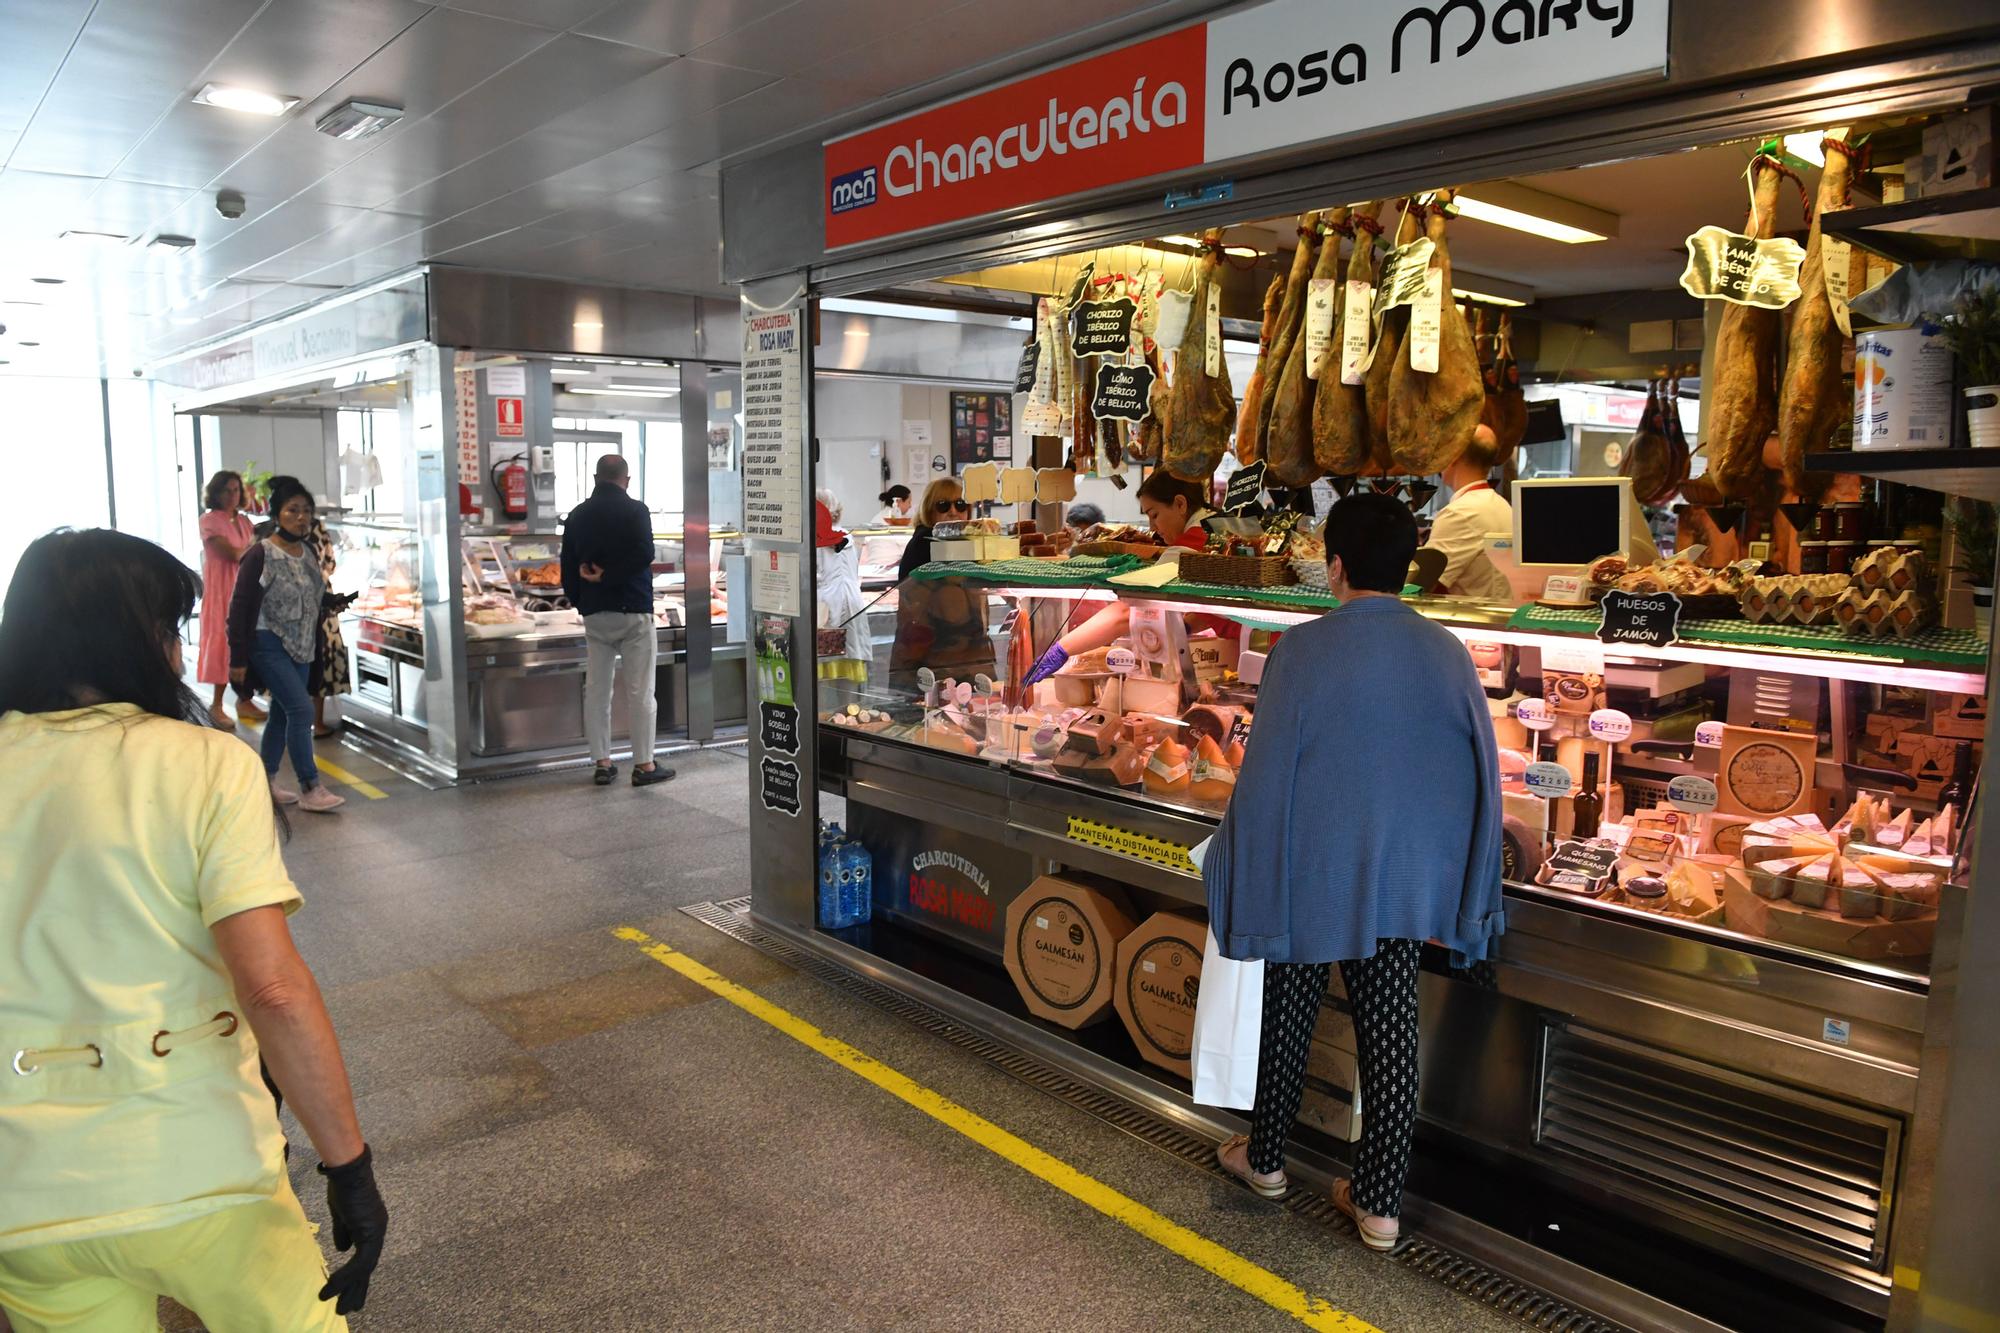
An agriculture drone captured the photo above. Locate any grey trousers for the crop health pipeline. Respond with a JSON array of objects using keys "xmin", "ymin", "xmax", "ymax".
[{"xmin": 583, "ymin": 611, "xmax": 657, "ymax": 767}]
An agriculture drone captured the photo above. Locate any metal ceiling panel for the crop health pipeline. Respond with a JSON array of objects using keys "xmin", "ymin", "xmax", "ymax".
[
  {"xmin": 844, "ymin": 0, "xmax": 1200, "ymax": 101},
  {"xmin": 110, "ymin": 0, "xmax": 432, "ymax": 190},
  {"xmin": 183, "ymin": 198, "xmax": 380, "ymax": 275},
  {"xmin": 575, "ymin": 0, "xmax": 799, "ymax": 57},
  {"xmin": 0, "ymin": 0, "xmax": 93, "ymax": 165},
  {"xmin": 6, "ymin": 0, "xmax": 265, "ymax": 178},
  {"xmin": 437, "ymin": 0, "xmax": 619, "ymax": 30},
  {"xmin": 690, "ymin": 0, "xmax": 974, "ymax": 77},
  {"xmin": 298, "ymin": 34, "xmax": 669, "ymax": 211}
]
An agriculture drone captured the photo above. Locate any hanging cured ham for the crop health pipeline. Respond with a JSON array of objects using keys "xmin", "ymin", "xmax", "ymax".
[
  {"xmin": 1312, "ymin": 202, "xmax": 1382, "ymax": 476},
  {"xmin": 1388, "ymin": 199, "xmax": 1484, "ymax": 476},
  {"xmin": 1130, "ymin": 343, "xmax": 1167, "ymax": 464},
  {"xmin": 1621, "ymin": 379, "xmax": 1671, "ymax": 502},
  {"xmin": 1481, "ymin": 312, "xmax": 1527, "ymax": 462},
  {"xmin": 1268, "ymin": 206, "xmax": 1349, "ymax": 488},
  {"xmin": 1233, "ymin": 275, "xmax": 1284, "ymax": 463},
  {"xmin": 1777, "ymin": 136, "xmax": 1856, "ymax": 498},
  {"xmin": 1710, "ymin": 158, "xmax": 1786, "ymax": 502},
  {"xmin": 1251, "ymin": 212, "xmax": 1321, "ymax": 465},
  {"xmin": 1364, "ymin": 203, "xmax": 1418, "ymax": 472},
  {"xmin": 1661, "ymin": 366, "xmax": 1692, "ymax": 500},
  {"xmin": 1162, "ymin": 229, "xmax": 1236, "ymax": 480}
]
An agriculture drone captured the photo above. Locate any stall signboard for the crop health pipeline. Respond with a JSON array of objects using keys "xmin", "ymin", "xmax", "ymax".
[
  {"xmin": 823, "ymin": 1, "xmax": 1668, "ymax": 248},
  {"xmin": 743, "ymin": 304, "xmax": 804, "ymax": 542},
  {"xmin": 849, "ymin": 804, "xmax": 1035, "ymax": 956}
]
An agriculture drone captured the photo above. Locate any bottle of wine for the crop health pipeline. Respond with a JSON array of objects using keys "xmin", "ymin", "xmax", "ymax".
[
  {"xmin": 1574, "ymin": 751, "xmax": 1603, "ymax": 838},
  {"xmin": 1939, "ymin": 741, "xmax": 1974, "ymax": 821}
]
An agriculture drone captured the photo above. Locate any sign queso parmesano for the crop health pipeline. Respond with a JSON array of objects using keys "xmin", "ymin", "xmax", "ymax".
[{"xmin": 823, "ymin": 0, "xmax": 1668, "ymax": 247}]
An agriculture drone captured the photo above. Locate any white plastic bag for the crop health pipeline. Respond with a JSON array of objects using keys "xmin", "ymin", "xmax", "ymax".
[{"xmin": 1190, "ymin": 928, "xmax": 1264, "ymax": 1109}]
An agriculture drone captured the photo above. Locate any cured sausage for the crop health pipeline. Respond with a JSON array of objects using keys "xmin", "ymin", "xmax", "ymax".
[
  {"xmin": 1364, "ymin": 203, "xmax": 1418, "ymax": 472},
  {"xmin": 1268, "ymin": 206, "xmax": 1350, "ymax": 487},
  {"xmin": 1777, "ymin": 137, "xmax": 1856, "ymax": 498},
  {"xmin": 1163, "ymin": 230, "xmax": 1236, "ymax": 481},
  {"xmin": 1710, "ymin": 158, "xmax": 1786, "ymax": 502},
  {"xmin": 1387, "ymin": 200, "xmax": 1484, "ymax": 476},
  {"xmin": 1233, "ymin": 275, "xmax": 1284, "ymax": 464},
  {"xmin": 1312, "ymin": 202, "xmax": 1382, "ymax": 475}
]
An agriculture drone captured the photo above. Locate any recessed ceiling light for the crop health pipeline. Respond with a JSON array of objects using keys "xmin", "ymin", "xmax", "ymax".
[
  {"xmin": 61, "ymin": 229, "xmax": 130, "ymax": 245},
  {"xmin": 193, "ymin": 83, "xmax": 300, "ymax": 117},
  {"xmin": 18, "ymin": 341, "xmax": 40, "ymax": 347},
  {"xmin": 315, "ymin": 99, "xmax": 403, "ymax": 141},
  {"xmin": 1452, "ymin": 183, "xmax": 1617, "ymax": 244},
  {"xmin": 31, "ymin": 277, "xmax": 64, "ymax": 285},
  {"xmin": 3, "ymin": 300, "xmax": 45, "ymax": 307},
  {"xmin": 149, "ymin": 234, "xmax": 197, "ymax": 252}
]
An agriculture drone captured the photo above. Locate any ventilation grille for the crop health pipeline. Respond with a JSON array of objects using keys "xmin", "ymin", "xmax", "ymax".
[{"xmin": 1537, "ymin": 1025, "xmax": 1898, "ymax": 1271}]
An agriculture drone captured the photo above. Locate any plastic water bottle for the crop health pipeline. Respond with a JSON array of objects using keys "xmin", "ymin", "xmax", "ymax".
[
  {"xmin": 816, "ymin": 824, "xmax": 847, "ymax": 929},
  {"xmin": 838, "ymin": 838, "xmax": 873, "ymax": 928}
]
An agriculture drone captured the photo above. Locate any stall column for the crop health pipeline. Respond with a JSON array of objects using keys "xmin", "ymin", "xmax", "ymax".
[
  {"xmin": 681, "ymin": 361, "xmax": 715, "ymax": 743},
  {"xmin": 405, "ymin": 345, "xmax": 472, "ymax": 771},
  {"xmin": 741, "ymin": 275, "xmax": 816, "ymax": 928}
]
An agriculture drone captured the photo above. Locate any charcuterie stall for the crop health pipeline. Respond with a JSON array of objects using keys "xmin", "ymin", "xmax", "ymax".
[{"xmin": 723, "ymin": 7, "xmax": 2000, "ymax": 1329}]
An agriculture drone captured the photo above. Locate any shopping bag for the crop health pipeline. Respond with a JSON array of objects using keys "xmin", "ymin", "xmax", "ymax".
[{"xmin": 1189, "ymin": 928, "xmax": 1264, "ymax": 1110}]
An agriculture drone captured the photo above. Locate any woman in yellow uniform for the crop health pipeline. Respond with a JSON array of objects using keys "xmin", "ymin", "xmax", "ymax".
[{"xmin": 0, "ymin": 529, "xmax": 386, "ymax": 1332}]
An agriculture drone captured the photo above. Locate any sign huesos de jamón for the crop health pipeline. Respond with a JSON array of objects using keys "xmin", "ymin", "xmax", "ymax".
[{"xmin": 824, "ymin": 1, "xmax": 1669, "ymax": 248}]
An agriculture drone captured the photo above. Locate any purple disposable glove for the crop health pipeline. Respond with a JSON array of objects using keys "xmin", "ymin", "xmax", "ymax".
[{"xmin": 1022, "ymin": 643, "xmax": 1069, "ymax": 686}]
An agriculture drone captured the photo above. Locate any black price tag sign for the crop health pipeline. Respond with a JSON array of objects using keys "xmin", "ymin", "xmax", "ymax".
[
  {"xmin": 1063, "ymin": 260, "xmax": 1096, "ymax": 310},
  {"xmin": 1679, "ymin": 226, "xmax": 1805, "ymax": 309},
  {"xmin": 1223, "ymin": 461, "xmax": 1268, "ymax": 513},
  {"xmin": 759, "ymin": 755, "xmax": 802, "ymax": 817},
  {"xmin": 760, "ymin": 700, "xmax": 799, "ymax": 755},
  {"xmin": 1013, "ymin": 339, "xmax": 1040, "ymax": 394},
  {"xmin": 1089, "ymin": 362, "xmax": 1155, "ymax": 421},
  {"xmin": 1547, "ymin": 838, "xmax": 1619, "ymax": 881},
  {"xmin": 1597, "ymin": 589, "xmax": 1683, "ymax": 648},
  {"xmin": 1071, "ymin": 297, "xmax": 1137, "ymax": 358}
]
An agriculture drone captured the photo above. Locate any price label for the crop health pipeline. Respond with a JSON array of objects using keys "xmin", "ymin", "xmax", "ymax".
[
  {"xmin": 1680, "ymin": 225, "xmax": 1807, "ymax": 309},
  {"xmin": 1588, "ymin": 708, "xmax": 1634, "ymax": 742},
  {"xmin": 1409, "ymin": 267, "xmax": 1444, "ymax": 374},
  {"xmin": 1304, "ymin": 278, "xmax": 1336, "ymax": 380},
  {"xmin": 1105, "ymin": 647, "xmax": 1138, "ymax": 676},
  {"xmin": 1014, "ymin": 339, "xmax": 1040, "ymax": 394},
  {"xmin": 1597, "ymin": 589, "xmax": 1683, "ymax": 649},
  {"xmin": 1204, "ymin": 281, "xmax": 1222, "ymax": 376},
  {"xmin": 1341, "ymin": 280, "xmax": 1372, "ymax": 385},
  {"xmin": 1155, "ymin": 289, "xmax": 1193, "ymax": 352},
  {"xmin": 1089, "ymin": 363, "xmax": 1156, "ymax": 422},
  {"xmin": 1694, "ymin": 721, "xmax": 1725, "ymax": 748},
  {"xmin": 1546, "ymin": 838, "xmax": 1620, "ymax": 881},
  {"xmin": 1542, "ymin": 574, "xmax": 1585, "ymax": 603},
  {"xmin": 1516, "ymin": 698, "xmax": 1556, "ymax": 732},
  {"xmin": 1223, "ymin": 460, "xmax": 1268, "ymax": 514},
  {"xmin": 1667, "ymin": 775, "xmax": 1721, "ymax": 813},
  {"xmin": 1525, "ymin": 761, "xmax": 1575, "ymax": 799},
  {"xmin": 1071, "ymin": 296, "xmax": 1137, "ymax": 358},
  {"xmin": 1543, "ymin": 639, "xmax": 1606, "ymax": 675}
]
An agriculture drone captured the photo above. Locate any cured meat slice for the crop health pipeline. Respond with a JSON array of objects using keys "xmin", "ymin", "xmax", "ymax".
[
  {"xmin": 1621, "ymin": 379, "xmax": 1671, "ymax": 503},
  {"xmin": 1268, "ymin": 206, "xmax": 1350, "ymax": 487},
  {"xmin": 1364, "ymin": 203, "xmax": 1418, "ymax": 472},
  {"xmin": 1233, "ymin": 275, "xmax": 1284, "ymax": 463},
  {"xmin": 1313, "ymin": 202, "xmax": 1382, "ymax": 475},
  {"xmin": 1387, "ymin": 201, "xmax": 1484, "ymax": 476},
  {"xmin": 1163, "ymin": 230, "xmax": 1236, "ymax": 481},
  {"xmin": 1710, "ymin": 158, "xmax": 1786, "ymax": 502},
  {"xmin": 1252, "ymin": 212, "xmax": 1322, "ymax": 465},
  {"xmin": 1777, "ymin": 137, "xmax": 1857, "ymax": 498}
]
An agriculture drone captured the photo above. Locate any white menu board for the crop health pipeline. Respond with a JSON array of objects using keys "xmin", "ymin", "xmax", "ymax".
[{"xmin": 742, "ymin": 305, "xmax": 804, "ymax": 542}]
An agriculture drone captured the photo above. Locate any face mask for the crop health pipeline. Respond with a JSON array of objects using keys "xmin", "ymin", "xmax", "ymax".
[{"xmin": 279, "ymin": 510, "xmax": 312, "ymax": 539}]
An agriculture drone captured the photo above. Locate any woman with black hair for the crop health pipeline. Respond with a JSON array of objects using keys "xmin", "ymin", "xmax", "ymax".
[
  {"xmin": 228, "ymin": 479, "xmax": 347, "ymax": 813},
  {"xmin": 198, "ymin": 471, "xmax": 259, "ymax": 730},
  {"xmin": 0, "ymin": 528, "xmax": 386, "ymax": 1330},
  {"xmin": 874, "ymin": 484, "xmax": 913, "ymax": 526}
]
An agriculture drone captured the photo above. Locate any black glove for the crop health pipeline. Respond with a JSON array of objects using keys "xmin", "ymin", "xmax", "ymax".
[
  {"xmin": 323, "ymin": 591, "xmax": 360, "ymax": 612},
  {"xmin": 317, "ymin": 1145, "xmax": 387, "ymax": 1315}
]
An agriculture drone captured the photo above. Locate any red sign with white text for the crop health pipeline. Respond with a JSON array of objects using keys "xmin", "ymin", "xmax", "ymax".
[
  {"xmin": 823, "ymin": 25, "xmax": 1206, "ymax": 250},
  {"xmin": 495, "ymin": 396, "xmax": 525, "ymax": 438}
]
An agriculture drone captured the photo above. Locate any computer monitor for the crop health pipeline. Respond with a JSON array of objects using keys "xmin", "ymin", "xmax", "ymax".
[{"xmin": 1511, "ymin": 477, "xmax": 1634, "ymax": 569}]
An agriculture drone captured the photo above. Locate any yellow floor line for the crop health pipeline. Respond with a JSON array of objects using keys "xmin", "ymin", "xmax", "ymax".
[
  {"xmin": 314, "ymin": 756, "xmax": 387, "ymax": 800},
  {"xmin": 613, "ymin": 925, "xmax": 1380, "ymax": 1333}
]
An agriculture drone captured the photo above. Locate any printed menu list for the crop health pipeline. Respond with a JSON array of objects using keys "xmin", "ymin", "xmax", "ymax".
[{"xmin": 743, "ymin": 305, "xmax": 804, "ymax": 542}]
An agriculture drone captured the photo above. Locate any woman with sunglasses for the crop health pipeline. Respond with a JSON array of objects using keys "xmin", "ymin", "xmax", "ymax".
[{"xmin": 889, "ymin": 477, "xmax": 994, "ymax": 684}]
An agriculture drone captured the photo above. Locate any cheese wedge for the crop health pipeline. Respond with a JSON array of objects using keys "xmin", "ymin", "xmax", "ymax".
[
  {"xmin": 1749, "ymin": 854, "xmax": 1813, "ymax": 900},
  {"xmin": 1788, "ymin": 854, "xmax": 1836, "ymax": 909},
  {"xmin": 1862, "ymin": 864, "xmax": 1941, "ymax": 921},
  {"xmin": 1935, "ymin": 803, "xmax": 1957, "ymax": 855},
  {"xmin": 1905, "ymin": 817, "xmax": 1935, "ymax": 857},
  {"xmin": 1835, "ymin": 856, "xmax": 1881, "ymax": 919},
  {"xmin": 1741, "ymin": 835, "xmax": 1838, "ymax": 869},
  {"xmin": 1878, "ymin": 808, "xmax": 1914, "ymax": 848}
]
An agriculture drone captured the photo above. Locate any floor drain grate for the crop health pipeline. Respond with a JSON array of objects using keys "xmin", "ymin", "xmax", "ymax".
[{"xmin": 682, "ymin": 900, "xmax": 1628, "ymax": 1333}]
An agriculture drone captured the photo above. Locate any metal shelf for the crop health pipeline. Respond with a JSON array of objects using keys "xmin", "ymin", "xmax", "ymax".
[
  {"xmin": 1822, "ymin": 187, "xmax": 2000, "ymax": 265},
  {"xmin": 1802, "ymin": 449, "xmax": 2000, "ymax": 502}
]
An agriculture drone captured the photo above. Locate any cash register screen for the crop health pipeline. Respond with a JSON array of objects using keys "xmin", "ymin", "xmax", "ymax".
[{"xmin": 1512, "ymin": 479, "xmax": 1630, "ymax": 567}]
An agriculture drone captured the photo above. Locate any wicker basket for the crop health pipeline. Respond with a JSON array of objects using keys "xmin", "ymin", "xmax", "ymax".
[
  {"xmin": 1178, "ymin": 553, "xmax": 1297, "ymax": 587},
  {"xmin": 1289, "ymin": 557, "xmax": 1329, "ymax": 590}
]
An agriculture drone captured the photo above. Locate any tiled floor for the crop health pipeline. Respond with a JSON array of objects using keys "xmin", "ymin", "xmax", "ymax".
[{"xmin": 26, "ymin": 721, "xmax": 1525, "ymax": 1332}]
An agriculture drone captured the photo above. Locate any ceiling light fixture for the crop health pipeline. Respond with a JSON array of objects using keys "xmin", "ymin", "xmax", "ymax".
[
  {"xmin": 31, "ymin": 277, "xmax": 64, "ymax": 285},
  {"xmin": 569, "ymin": 384, "xmax": 677, "ymax": 397},
  {"xmin": 1449, "ymin": 269, "xmax": 1535, "ymax": 308},
  {"xmin": 149, "ymin": 234, "xmax": 197, "ymax": 253},
  {"xmin": 1452, "ymin": 182, "xmax": 1617, "ymax": 244},
  {"xmin": 315, "ymin": 98, "xmax": 404, "ymax": 141},
  {"xmin": 61, "ymin": 229, "xmax": 130, "ymax": 245},
  {"xmin": 193, "ymin": 83, "xmax": 300, "ymax": 117},
  {"xmin": 1452, "ymin": 287, "xmax": 1529, "ymax": 308},
  {"xmin": 1158, "ymin": 233, "xmax": 1261, "ymax": 258}
]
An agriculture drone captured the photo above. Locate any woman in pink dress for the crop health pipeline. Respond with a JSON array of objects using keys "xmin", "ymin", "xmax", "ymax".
[{"xmin": 198, "ymin": 472, "xmax": 259, "ymax": 730}]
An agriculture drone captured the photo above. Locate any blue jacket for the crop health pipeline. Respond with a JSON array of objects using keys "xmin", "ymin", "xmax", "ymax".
[
  {"xmin": 1202, "ymin": 595, "xmax": 1506, "ymax": 966},
  {"xmin": 561, "ymin": 484, "xmax": 655, "ymax": 616}
]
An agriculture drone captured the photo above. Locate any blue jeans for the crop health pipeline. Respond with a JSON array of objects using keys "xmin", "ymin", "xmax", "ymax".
[{"xmin": 251, "ymin": 629, "xmax": 317, "ymax": 787}]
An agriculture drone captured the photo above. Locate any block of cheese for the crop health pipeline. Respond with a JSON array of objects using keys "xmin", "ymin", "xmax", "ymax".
[
  {"xmin": 1113, "ymin": 911, "xmax": 1205, "ymax": 1079},
  {"xmin": 1004, "ymin": 876, "xmax": 1137, "ymax": 1028},
  {"xmin": 1741, "ymin": 834, "xmax": 1837, "ymax": 869}
]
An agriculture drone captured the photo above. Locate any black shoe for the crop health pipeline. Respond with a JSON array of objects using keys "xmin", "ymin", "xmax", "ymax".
[
  {"xmin": 631, "ymin": 764, "xmax": 676, "ymax": 787},
  {"xmin": 593, "ymin": 765, "xmax": 618, "ymax": 786}
]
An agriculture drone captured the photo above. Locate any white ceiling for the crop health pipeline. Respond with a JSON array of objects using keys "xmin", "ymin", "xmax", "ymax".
[{"xmin": 0, "ymin": 0, "xmax": 1224, "ymax": 376}]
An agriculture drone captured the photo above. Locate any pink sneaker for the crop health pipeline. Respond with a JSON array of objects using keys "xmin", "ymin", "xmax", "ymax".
[
  {"xmin": 270, "ymin": 780, "xmax": 300, "ymax": 806},
  {"xmin": 299, "ymin": 785, "xmax": 346, "ymax": 813}
]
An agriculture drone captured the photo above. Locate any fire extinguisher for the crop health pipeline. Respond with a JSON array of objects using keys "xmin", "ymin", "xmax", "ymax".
[{"xmin": 491, "ymin": 454, "xmax": 528, "ymax": 520}]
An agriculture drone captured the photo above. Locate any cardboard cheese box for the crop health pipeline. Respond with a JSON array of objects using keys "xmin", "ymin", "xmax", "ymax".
[
  {"xmin": 1932, "ymin": 693, "xmax": 1988, "ymax": 741},
  {"xmin": 1113, "ymin": 911, "xmax": 1206, "ymax": 1079},
  {"xmin": 1003, "ymin": 875, "xmax": 1137, "ymax": 1029}
]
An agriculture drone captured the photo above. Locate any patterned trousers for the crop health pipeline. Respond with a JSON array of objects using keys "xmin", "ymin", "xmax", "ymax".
[{"xmin": 1246, "ymin": 938, "xmax": 1422, "ymax": 1219}]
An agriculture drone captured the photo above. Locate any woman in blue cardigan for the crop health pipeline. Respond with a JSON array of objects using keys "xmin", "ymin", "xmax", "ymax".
[{"xmin": 1204, "ymin": 491, "xmax": 1505, "ymax": 1250}]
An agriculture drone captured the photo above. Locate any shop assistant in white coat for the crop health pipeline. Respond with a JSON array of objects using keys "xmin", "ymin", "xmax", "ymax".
[{"xmin": 1424, "ymin": 426, "xmax": 1515, "ymax": 601}]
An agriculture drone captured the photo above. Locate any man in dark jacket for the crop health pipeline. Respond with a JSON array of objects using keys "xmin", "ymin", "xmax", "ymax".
[{"xmin": 562, "ymin": 455, "xmax": 673, "ymax": 787}]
